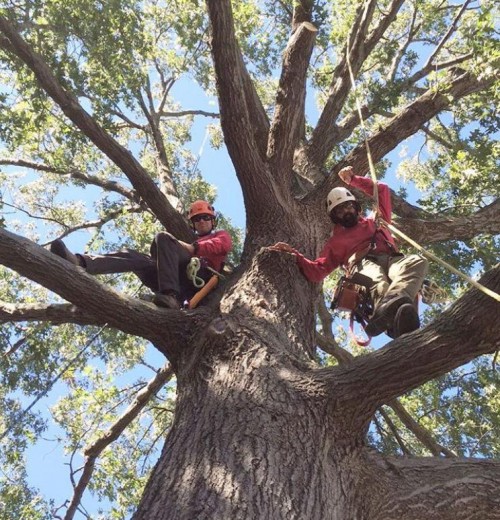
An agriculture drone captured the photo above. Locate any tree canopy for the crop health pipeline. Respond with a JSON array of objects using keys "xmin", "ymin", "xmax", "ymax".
[{"xmin": 0, "ymin": 0, "xmax": 499, "ymax": 519}]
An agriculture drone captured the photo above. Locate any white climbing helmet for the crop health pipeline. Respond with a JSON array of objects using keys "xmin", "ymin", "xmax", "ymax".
[{"xmin": 326, "ymin": 187, "xmax": 357, "ymax": 215}]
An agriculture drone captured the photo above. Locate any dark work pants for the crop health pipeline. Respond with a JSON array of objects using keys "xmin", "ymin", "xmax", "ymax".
[{"xmin": 79, "ymin": 232, "xmax": 210, "ymax": 301}]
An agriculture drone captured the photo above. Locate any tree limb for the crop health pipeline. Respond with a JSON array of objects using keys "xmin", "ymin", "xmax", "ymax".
[
  {"xmin": 378, "ymin": 407, "xmax": 413, "ymax": 456},
  {"xmin": 423, "ymin": 0, "xmax": 473, "ymax": 70},
  {"xmin": 138, "ymin": 81, "xmax": 181, "ymax": 211},
  {"xmin": 0, "ymin": 228, "xmax": 205, "ymax": 360},
  {"xmin": 205, "ymin": 0, "xmax": 287, "ymax": 227},
  {"xmin": 292, "ymin": 1, "xmax": 314, "ymax": 31},
  {"xmin": 315, "ymin": 306, "xmax": 453, "ymax": 456},
  {"xmin": 307, "ymin": 0, "xmax": 404, "ymax": 171},
  {"xmin": 159, "ymin": 109, "xmax": 219, "ymax": 119},
  {"xmin": 394, "ymin": 198, "xmax": 500, "ymax": 244},
  {"xmin": 0, "ymin": 159, "xmax": 139, "ymax": 202},
  {"xmin": 205, "ymin": 0, "xmax": 269, "ymax": 158},
  {"xmin": 0, "ymin": 15, "xmax": 193, "ymax": 241},
  {"xmin": 64, "ymin": 363, "xmax": 174, "ymax": 520},
  {"xmin": 317, "ymin": 69, "xmax": 497, "ymax": 199},
  {"xmin": 370, "ymin": 453, "xmax": 500, "ymax": 520},
  {"xmin": 387, "ymin": 400, "xmax": 456, "ymax": 457},
  {"xmin": 0, "ymin": 300, "xmax": 102, "ymax": 327},
  {"xmin": 268, "ymin": 21, "xmax": 317, "ymax": 181}
]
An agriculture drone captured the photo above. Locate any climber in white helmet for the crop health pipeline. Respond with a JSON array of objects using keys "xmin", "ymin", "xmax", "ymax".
[{"xmin": 270, "ymin": 166, "xmax": 428, "ymax": 339}]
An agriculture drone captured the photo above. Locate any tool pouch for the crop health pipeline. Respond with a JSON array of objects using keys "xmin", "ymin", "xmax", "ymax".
[{"xmin": 331, "ymin": 272, "xmax": 374, "ymax": 313}]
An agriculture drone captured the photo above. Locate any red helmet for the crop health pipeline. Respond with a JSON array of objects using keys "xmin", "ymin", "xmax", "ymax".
[{"xmin": 188, "ymin": 200, "xmax": 216, "ymax": 220}]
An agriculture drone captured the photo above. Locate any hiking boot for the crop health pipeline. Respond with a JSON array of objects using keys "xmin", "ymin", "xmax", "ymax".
[
  {"xmin": 392, "ymin": 303, "xmax": 420, "ymax": 338},
  {"xmin": 50, "ymin": 239, "xmax": 81, "ymax": 266},
  {"xmin": 365, "ymin": 294, "xmax": 413, "ymax": 337},
  {"xmin": 153, "ymin": 292, "xmax": 182, "ymax": 310}
]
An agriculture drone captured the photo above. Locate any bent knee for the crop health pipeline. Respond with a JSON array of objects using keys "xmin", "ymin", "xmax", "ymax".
[
  {"xmin": 408, "ymin": 254, "xmax": 429, "ymax": 274},
  {"xmin": 155, "ymin": 231, "xmax": 177, "ymax": 244}
]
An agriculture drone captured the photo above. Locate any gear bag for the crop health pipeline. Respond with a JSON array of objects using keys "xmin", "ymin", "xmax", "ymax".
[{"xmin": 330, "ymin": 272, "xmax": 375, "ymax": 346}]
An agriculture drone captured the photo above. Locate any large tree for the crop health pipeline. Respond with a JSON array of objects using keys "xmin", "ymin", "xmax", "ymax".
[{"xmin": 0, "ymin": 0, "xmax": 499, "ymax": 519}]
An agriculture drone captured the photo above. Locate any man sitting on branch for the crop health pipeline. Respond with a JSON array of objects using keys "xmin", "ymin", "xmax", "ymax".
[{"xmin": 50, "ymin": 200, "xmax": 232, "ymax": 310}]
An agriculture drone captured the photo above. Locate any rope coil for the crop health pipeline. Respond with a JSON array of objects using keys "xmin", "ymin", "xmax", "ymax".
[{"xmin": 186, "ymin": 257, "xmax": 205, "ymax": 288}]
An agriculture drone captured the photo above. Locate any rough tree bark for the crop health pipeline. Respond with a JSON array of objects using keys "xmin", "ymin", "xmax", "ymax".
[{"xmin": 0, "ymin": 1, "xmax": 499, "ymax": 519}]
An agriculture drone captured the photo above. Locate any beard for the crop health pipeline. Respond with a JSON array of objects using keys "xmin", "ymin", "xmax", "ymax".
[{"xmin": 340, "ymin": 212, "xmax": 359, "ymax": 228}]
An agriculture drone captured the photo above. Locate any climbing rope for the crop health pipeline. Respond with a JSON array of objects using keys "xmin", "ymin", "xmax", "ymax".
[
  {"xmin": 345, "ymin": 49, "xmax": 379, "ymax": 214},
  {"xmin": 345, "ymin": 48, "xmax": 500, "ymax": 304},
  {"xmin": 186, "ymin": 257, "xmax": 206, "ymax": 288},
  {"xmin": 420, "ymin": 279, "xmax": 449, "ymax": 304}
]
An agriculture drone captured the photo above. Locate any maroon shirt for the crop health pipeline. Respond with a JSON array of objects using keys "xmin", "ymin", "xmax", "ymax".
[
  {"xmin": 195, "ymin": 230, "xmax": 232, "ymax": 272},
  {"xmin": 294, "ymin": 176, "xmax": 396, "ymax": 282}
]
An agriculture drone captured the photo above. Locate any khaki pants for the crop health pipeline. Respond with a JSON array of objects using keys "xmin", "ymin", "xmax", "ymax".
[{"xmin": 356, "ymin": 253, "xmax": 429, "ymax": 308}]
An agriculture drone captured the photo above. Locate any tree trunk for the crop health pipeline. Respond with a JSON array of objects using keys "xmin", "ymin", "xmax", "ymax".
[{"xmin": 132, "ymin": 253, "xmax": 500, "ymax": 520}]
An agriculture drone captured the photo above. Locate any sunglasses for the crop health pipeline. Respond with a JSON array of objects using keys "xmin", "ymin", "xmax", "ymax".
[{"xmin": 191, "ymin": 214, "xmax": 213, "ymax": 223}]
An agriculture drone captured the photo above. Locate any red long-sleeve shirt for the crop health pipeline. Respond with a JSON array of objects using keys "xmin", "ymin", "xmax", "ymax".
[
  {"xmin": 195, "ymin": 230, "xmax": 232, "ymax": 272},
  {"xmin": 294, "ymin": 176, "xmax": 396, "ymax": 282}
]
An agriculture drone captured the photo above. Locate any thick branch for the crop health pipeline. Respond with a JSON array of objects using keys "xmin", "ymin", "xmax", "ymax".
[
  {"xmin": 0, "ymin": 228, "xmax": 203, "ymax": 359},
  {"xmin": 138, "ymin": 83, "xmax": 181, "ymax": 211},
  {"xmin": 0, "ymin": 159, "xmax": 139, "ymax": 202},
  {"xmin": 371, "ymin": 453, "xmax": 500, "ymax": 520},
  {"xmin": 307, "ymin": 0, "xmax": 404, "ymax": 169},
  {"xmin": 387, "ymin": 400, "xmax": 456, "ymax": 457},
  {"xmin": 378, "ymin": 407, "xmax": 413, "ymax": 456},
  {"xmin": 0, "ymin": 16, "xmax": 193, "ymax": 241},
  {"xmin": 64, "ymin": 363, "xmax": 174, "ymax": 520},
  {"xmin": 0, "ymin": 301, "xmax": 101, "ymax": 326},
  {"xmin": 395, "ymin": 199, "xmax": 500, "ymax": 245},
  {"xmin": 423, "ymin": 0, "xmax": 473, "ymax": 70},
  {"xmin": 292, "ymin": 1, "xmax": 314, "ymax": 31},
  {"xmin": 205, "ymin": 0, "xmax": 269, "ymax": 157},
  {"xmin": 316, "ymin": 69, "xmax": 496, "ymax": 199},
  {"xmin": 268, "ymin": 21, "xmax": 317, "ymax": 179},
  {"xmin": 315, "ymin": 318, "xmax": 452, "ymax": 456},
  {"xmin": 159, "ymin": 109, "xmax": 219, "ymax": 119},
  {"xmin": 327, "ymin": 264, "xmax": 500, "ymax": 412},
  {"xmin": 205, "ymin": 0, "xmax": 284, "ymax": 226}
]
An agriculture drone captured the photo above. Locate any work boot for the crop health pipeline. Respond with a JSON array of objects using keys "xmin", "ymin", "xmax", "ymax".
[
  {"xmin": 392, "ymin": 303, "xmax": 420, "ymax": 338},
  {"xmin": 50, "ymin": 239, "xmax": 81, "ymax": 266},
  {"xmin": 364, "ymin": 294, "xmax": 413, "ymax": 337},
  {"xmin": 153, "ymin": 292, "xmax": 182, "ymax": 310}
]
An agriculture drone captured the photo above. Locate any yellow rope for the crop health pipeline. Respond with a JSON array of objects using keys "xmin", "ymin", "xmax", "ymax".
[
  {"xmin": 345, "ymin": 49, "xmax": 379, "ymax": 213},
  {"xmin": 385, "ymin": 222, "xmax": 500, "ymax": 302},
  {"xmin": 345, "ymin": 46, "xmax": 500, "ymax": 304}
]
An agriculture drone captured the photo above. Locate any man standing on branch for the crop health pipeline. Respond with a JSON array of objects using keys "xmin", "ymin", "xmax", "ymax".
[
  {"xmin": 271, "ymin": 167, "xmax": 428, "ymax": 339},
  {"xmin": 49, "ymin": 200, "xmax": 232, "ymax": 310}
]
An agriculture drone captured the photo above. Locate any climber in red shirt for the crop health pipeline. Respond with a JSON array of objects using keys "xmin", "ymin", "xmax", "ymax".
[
  {"xmin": 49, "ymin": 200, "xmax": 232, "ymax": 310},
  {"xmin": 271, "ymin": 167, "xmax": 428, "ymax": 338}
]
